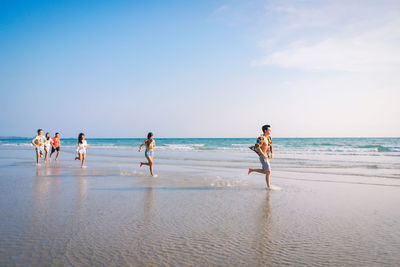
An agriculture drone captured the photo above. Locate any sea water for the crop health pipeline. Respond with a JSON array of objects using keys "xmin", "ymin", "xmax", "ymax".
[{"xmin": 2, "ymin": 137, "xmax": 399, "ymax": 180}]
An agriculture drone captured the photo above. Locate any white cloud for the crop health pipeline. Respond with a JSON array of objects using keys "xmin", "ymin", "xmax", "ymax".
[
  {"xmin": 251, "ymin": 0, "xmax": 400, "ymax": 72},
  {"xmin": 253, "ymin": 21, "xmax": 400, "ymax": 71}
]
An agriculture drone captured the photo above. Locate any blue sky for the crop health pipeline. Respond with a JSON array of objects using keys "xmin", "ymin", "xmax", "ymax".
[{"xmin": 1, "ymin": 0, "xmax": 399, "ymax": 138}]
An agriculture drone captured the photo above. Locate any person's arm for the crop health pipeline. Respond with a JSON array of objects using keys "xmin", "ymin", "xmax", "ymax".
[
  {"xmin": 255, "ymin": 146, "xmax": 268, "ymax": 159},
  {"xmin": 85, "ymin": 141, "xmax": 91, "ymax": 148},
  {"xmin": 138, "ymin": 140, "xmax": 146, "ymax": 152},
  {"xmin": 269, "ymin": 137, "xmax": 273, "ymax": 158},
  {"xmin": 31, "ymin": 137, "xmax": 37, "ymax": 147}
]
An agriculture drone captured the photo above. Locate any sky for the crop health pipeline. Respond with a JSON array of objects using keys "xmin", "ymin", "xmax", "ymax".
[{"xmin": 0, "ymin": 0, "xmax": 399, "ymax": 138}]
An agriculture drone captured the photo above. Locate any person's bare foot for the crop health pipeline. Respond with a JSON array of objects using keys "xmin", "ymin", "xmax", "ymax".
[
  {"xmin": 248, "ymin": 168, "xmax": 252, "ymax": 175},
  {"xmin": 81, "ymin": 165, "xmax": 86, "ymax": 169},
  {"xmin": 140, "ymin": 162, "xmax": 143, "ymax": 167},
  {"xmin": 75, "ymin": 157, "xmax": 78, "ymax": 161}
]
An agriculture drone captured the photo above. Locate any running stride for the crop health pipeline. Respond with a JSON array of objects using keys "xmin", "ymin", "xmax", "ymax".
[
  {"xmin": 139, "ymin": 132, "xmax": 156, "ymax": 177},
  {"xmin": 248, "ymin": 124, "xmax": 274, "ymax": 189}
]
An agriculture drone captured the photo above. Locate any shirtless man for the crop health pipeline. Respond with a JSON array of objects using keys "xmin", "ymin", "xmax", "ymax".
[{"xmin": 248, "ymin": 125, "xmax": 274, "ymax": 188}]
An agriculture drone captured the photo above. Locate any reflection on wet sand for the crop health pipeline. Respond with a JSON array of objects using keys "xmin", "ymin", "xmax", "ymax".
[
  {"xmin": 143, "ymin": 181, "xmax": 154, "ymax": 226},
  {"xmin": 75, "ymin": 169, "xmax": 88, "ymax": 217},
  {"xmin": 253, "ymin": 191, "xmax": 274, "ymax": 265},
  {"xmin": 34, "ymin": 165, "xmax": 61, "ymax": 212}
]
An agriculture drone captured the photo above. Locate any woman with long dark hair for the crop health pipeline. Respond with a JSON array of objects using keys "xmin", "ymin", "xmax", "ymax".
[
  {"xmin": 75, "ymin": 133, "xmax": 89, "ymax": 168},
  {"xmin": 139, "ymin": 132, "xmax": 156, "ymax": 176}
]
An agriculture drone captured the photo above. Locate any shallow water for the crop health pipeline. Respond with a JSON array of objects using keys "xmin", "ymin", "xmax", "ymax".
[{"xmin": 1, "ymin": 146, "xmax": 400, "ymax": 266}]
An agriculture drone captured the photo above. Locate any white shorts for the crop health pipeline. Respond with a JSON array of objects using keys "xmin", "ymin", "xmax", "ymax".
[
  {"xmin": 77, "ymin": 149, "xmax": 86, "ymax": 155},
  {"xmin": 35, "ymin": 146, "xmax": 45, "ymax": 155}
]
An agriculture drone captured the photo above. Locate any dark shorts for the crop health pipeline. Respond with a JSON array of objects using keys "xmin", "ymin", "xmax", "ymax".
[{"xmin": 51, "ymin": 147, "xmax": 60, "ymax": 153}]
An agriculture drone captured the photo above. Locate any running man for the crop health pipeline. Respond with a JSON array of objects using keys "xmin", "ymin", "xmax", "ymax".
[
  {"xmin": 49, "ymin": 132, "xmax": 61, "ymax": 161},
  {"xmin": 248, "ymin": 124, "xmax": 274, "ymax": 188},
  {"xmin": 31, "ymin": 129, "xmax": 46, "ymax": 165}
]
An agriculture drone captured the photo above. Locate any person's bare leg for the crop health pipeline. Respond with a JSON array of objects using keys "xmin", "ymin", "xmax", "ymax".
[
  {"xmin": 265, "ymin": 170, "xmax": 271, "ymax": 188},
  {"xmin": 81, "ymin": 153, "xmax": 86, "ymax": 168},
  {"xmin": 55, "ymin": 151, "xmax": 60, "ymax": 161},
  {"xmin": 149, "ymin": 160, "xmax": 154, "ymax": 176},
  {"xmin": 146, "ymin": 156, "xmax": 154, "ymax": 176},
  {"xmin": 248, "ymin": 168, "xmax": 267, "ymax": 175},
  {"xmin": 44, "ymin": 149, "xmax": 49, "ymax": 163},
  {"xmin": 141, "ymin": 162, "xmax": 149, "ymax": 167},
  {"xmin": 36, "ymin": 152, "xmax": 39, "ymax": 165}
]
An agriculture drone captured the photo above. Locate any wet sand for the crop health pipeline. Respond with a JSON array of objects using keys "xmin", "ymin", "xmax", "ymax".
[{"xmin": 1, "ymin": 148, "xmax": 400, "ymax": 266}]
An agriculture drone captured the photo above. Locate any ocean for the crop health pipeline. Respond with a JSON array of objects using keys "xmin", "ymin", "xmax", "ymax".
[{"xmin": 1, "ymin": 137, "xmax": 399, "ymax": 181}]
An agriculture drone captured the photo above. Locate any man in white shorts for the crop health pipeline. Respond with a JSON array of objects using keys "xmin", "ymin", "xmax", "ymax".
[{"xmin": 31, "ymin": 129, "xmax": 46, "ymax": 165}]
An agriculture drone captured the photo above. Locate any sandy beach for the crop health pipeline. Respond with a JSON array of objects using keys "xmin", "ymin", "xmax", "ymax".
[{"xmin": 1, "ymin": 143, "xmax": 400, "ymax": 266}]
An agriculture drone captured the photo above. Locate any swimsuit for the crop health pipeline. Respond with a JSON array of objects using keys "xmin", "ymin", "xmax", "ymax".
[{"xmin": 143, "ymin": 140, "xmax": 155, "ymax": 158}]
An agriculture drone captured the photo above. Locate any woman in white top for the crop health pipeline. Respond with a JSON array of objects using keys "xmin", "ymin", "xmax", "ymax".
[
  {"xmin": 139, "ymin": 132, "xmax": 156, "ymax": 177},
  {"xmin": 44, "ymin": 132, "xmax": 53, "ymax": 163},
  {"xmin": 75, "ymin": 133, "xmax": 89, "ymax": 168}
]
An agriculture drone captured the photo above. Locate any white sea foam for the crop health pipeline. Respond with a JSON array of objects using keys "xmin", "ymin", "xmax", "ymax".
[{"xmin": 269, "ymin": 185, "xmax": 282, "ymax": 191}]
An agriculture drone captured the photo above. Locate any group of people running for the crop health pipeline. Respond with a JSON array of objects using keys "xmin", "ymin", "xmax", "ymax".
[
  {"xmin": 31, "ymin": 130, "xmax": 156, "ymax": 173},
  {"xmin": 31, "ymin": 130, "xmax": 61, "ymax": 164},
  {"xmin": 31, "ymin": 125, "xmax": 273, "ymax": 188}
]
